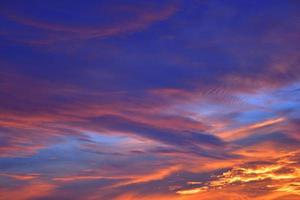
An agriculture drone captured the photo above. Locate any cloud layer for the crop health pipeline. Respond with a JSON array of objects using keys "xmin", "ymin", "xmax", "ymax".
[{"xmin": 0, "ymin": 0, "xmax": 300, "ymax": 199}]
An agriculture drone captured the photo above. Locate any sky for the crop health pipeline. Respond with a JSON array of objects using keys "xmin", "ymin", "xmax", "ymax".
[{"xmin": 0, "ymin": 0, "xmax": 300, "ymax": 199}]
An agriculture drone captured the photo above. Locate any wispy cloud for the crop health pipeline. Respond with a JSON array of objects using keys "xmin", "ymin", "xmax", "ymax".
[{"xmin": 0, "ymin": 0, "xmax": 299, "ymax": 199}]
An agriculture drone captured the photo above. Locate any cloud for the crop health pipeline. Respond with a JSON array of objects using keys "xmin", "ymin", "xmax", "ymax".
[
  {"xmin": 0, "ymin": 1, "xmax": 179, "ymax": 44},
  {"xmin": 175, "ymin": 150, "xmax": 300, "ymax": 199},
  {"xmin": 0, "ymin": 1, "xmax": 300, "ymax": 199},
  {"xmin": 0, "ymin": 181, "xmax": 55, "ymax": 200},
  {"xmin": 218, "ymin": 117, "xmax": 286, "ymax": 140},
  {"xmin": 0, "ymin": 173, "xmax": 40, "ymax": 180}
]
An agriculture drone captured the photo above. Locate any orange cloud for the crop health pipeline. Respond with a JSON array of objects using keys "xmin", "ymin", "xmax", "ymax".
[
  {"xmin": 218, "ymin": 117, "xmax": 285, "ymax": 140},
  {"xmin": 176, "ymin": 151, "xmax": 300, "ymax": 199},
  {"xmin": 0, "ymin": 182, "xmax": 55, "ymax": 200},
  {"xmin": 0, "ymin": 173, "xmax": 40, "ymax": 181}
]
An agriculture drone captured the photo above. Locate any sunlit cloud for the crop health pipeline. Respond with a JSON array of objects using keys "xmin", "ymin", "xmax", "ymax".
[
  {"xmin": 0, "ymin": 0, "xmax": 299, "ymax": 199},
  {"xmin": 0, "ymin": 181, "xmax": 55, "ymax": 200},
  {"xmin": 218, "ymin": 117, "xmax": 286, "ymax": 140},
  {"xmin": 176, "ymin": 151, "xmax": 300, "ymax": 199}
]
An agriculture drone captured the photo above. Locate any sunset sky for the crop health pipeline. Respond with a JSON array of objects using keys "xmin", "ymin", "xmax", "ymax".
[{"xmin": 0, "ymin": 1, "xmax": 300, "ymax": 199}]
